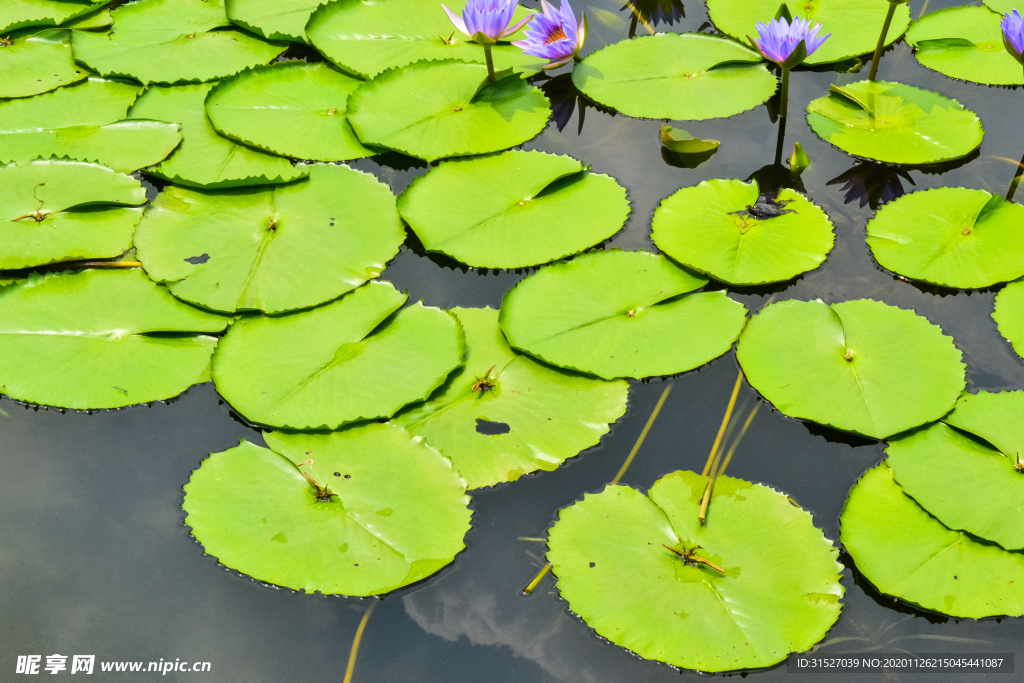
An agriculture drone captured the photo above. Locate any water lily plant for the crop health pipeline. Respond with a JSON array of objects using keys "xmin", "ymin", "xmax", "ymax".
[
  {"xmin": 750, "ymin": 16, "xmax": 830, "ymax": 118},
  {"xmin": 443, "ymin": 0, "xmax": 533, "ymax": 82},
  {"xmin": 512, "ymin": 0, "xmax": 588, "ymax": 69},
  {"xmin": 1003, "ymin": 9, "xmax": 1024, "ymax": 68}
]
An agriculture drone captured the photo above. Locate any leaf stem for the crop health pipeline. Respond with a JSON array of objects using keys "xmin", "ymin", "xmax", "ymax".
[
  {"xmin": 484, "ymin": 44, "xmax": 496, "ymax": 83},
  {"xmin": 342, "ymin": 601, "xmax": 377, "ymax": 683},
  {"xmin": 1007, "ymin": 149, "xmax": 1024, "ymax": 202},
  {"xmin": 868, "ymin": 1, "xmax": 898, "ymax": 81},
  {"xmin": 779, "ymin": 67, "xmax": 790, "ymax": 119},
  {"xmin": 522, "ymin": 563, "xmax": 551, "ymax": 595}
]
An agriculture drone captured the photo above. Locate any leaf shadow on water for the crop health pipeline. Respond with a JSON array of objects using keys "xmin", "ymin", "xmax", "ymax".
[{"xmin": 531, "ymin": 72, "xmax": 616, "ymax": 136}]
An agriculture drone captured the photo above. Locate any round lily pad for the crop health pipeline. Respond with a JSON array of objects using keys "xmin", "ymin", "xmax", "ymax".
[
  {"xmin": 0, "ymin": 269, "xmax": 229, "ymax": 409},
  {"xmin": 212, "ymin": 281, "xmax": 465, "ymax": 430},
  {"xmin": 866, "ymin": 187, "xmax": 1024, "ymax": 289},
  {"xmin": 0, "ymin": 28, "xmax": 86, "ymax": 98},
  {"xmin": 806, "ymin": 80, "xmax": 983, "ymax": 165},
  {"xmin": 392, "ymin": 307, "xmax": 628, "ymax": 489},
  {"xmin": 736, "ymin": 299, "xmax": 966, "ymax": 440},
  {"xmin": 72, "ymin": 0, "xmax": 286, "ymax": 85},
  {"xmin": 571, "ymin": 33, "xmax": 777, "ymax": 121},
  {"xmin": 1, "ymin": 0, "xmax": 104, "ymax": 33},
  {"xmin": 841, "ymin": 463, "xmax": 1024, "ymax": 618},
  {"xmin": 547, "ymin": 471, "xmax": 844, "ymax": 672},
  {"xmin": 499, "ymin": 249, "xmax": 748, "ymax": 380},
  {"xmin": 185, "ymin": 424, "xmax": 471, "ymax": 596},
  {"xmin": 907, "ymin": 5, "xmax": 1024, "ymax": 85},
  {"xmin": 135, "ymin": 164, "xmax": 403, "ymax": 314},
  {"xmin": 651, "ymin": 179, "xmax": 834, "ymax": 286},
  {"xmin": 205, "ymin": 61, "xmax": 373, "ymax": 162},
  {"xmin": 994, "ymin": 278, "xmax": 1024, "ymax": 358},
  {"xmin": 226, "ymin": 0, "xmax": 327, "ymax": 42},
  {"xmin": 397, "ymin": 151, "xmax": 630, "ymax": 269},
  {"xmin": 347, "ymin": 61, "xmax": 550, "ymax": 162},
  {"xmin": 128, "ymin": 82, "xmax": 308, "ymax": 188},
  {"xmin": 985, "ymin": 0, "xmax": 1020, "ymax": 13}
]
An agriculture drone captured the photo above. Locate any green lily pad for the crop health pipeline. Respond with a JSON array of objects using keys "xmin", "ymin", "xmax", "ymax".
[
  {"xmin": 499, "ymin": 249, "xmax": 748, "ymax": 379},
  {"xmin": 806, "ymin": 80, "xmax": 983, "ymax": 165},
  {"xmin": 185, "ymin": 425, "xmax": 471, "ymax": 596},
  {"xmin": 651, "ymin": 179, "xmax": 834, "ymax": 286},
  {"xmin": 571, "ymin": 33, "xmax": 777, "ymax": 121},
  {"xmin": 212, "ymin": 281, "xmax": 465, "ymax": 429},
  {"xmin": 397, "ymin": 151, "xmax": 630, "ymax": 269},
  {"xmin": 985, "ymin": 0, "xmax": 1020, "ymax": 13},
  {"xmin": 72, "ymin": 0, "xmax": 285, "ymax": 85},
  {"xmin": 865, "ymin": 187, "xmax": 1024, "ymax": 289},
  {"xmin": 736, "ymin": 298, "xmax": 966, "ymax": 440},
  {"xmin": 841, "ymin": 463, "xmax": 1024, "ymax": 618},
  {"xmin": 135, "ymin": 164, "xmax": 402, "ymax": 314},
  {"xmin": 392, "ymin": 307, "xmax": 628, "ymax": 489},
  {"xmin": 1, "ymin": 160, "xmax": 147, "ymax": 269},
  {"xmin": 660, "ymin": 126, "xmax": 720, "ymax": 154},
  {"xmin": 707, "ymin": 0, "xmax": 910, "ymax": 66},
  {"xmin": 306, "ymin": 0, "xmax": 539, "ymax": 79},
  {"xmin": 0, "ymin": 28, "xmax": 86, "ymax": 98},
  {"xmin": 0, "ymin": 0, "xmax": 104, "ymax": 33},
  {"xmin": 547, "ymin": 471, "xmax": 844, "ymax": 672},
  {"xmin": 63, "ymin": 5, "xmax": 111, "ymax": 29},
  {"xmin": 0, "ymin": 269, "xmax": 228, "ymax": 409},
  {"xmin": 907, "ymin": 5, "xmax": 1024, "ymax": 85},
  {"xmin": 994, "ymin": 278, "xmax": 1024, "ymax": 358},
  {"xmin": 205, "ymin": 61, "xmax": 373, "ymax": 162},
  {"xmin": 128, "ymin": 82, "xmax": 308, "ymax": 188},
  {"xmin": 348, "ymin": 62, "xmax": 550, "ymax": 162},
  {"xmin": 226, "ymin": 0, "xmax": 328, "ymax": 42}
]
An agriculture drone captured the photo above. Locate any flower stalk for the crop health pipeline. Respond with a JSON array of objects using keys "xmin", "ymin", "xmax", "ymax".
[{"xmin": 868, "ymin": 0, "xmax": 901, "ymax": 81}]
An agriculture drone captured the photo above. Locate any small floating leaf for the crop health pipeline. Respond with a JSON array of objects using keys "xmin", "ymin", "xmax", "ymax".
[
  {"xmin": 906, "ymin": 6, "xmax": 1024, "ymax": 86},
  {"xmin": 660, "ymin": 126, "xmax": 720, "ymax": 154},
  {"xmin": 993, "ymin": 278, "xmax": 1024, "ymax": 358},
  {"xmin": 0, "ymin": 28, "xmax": 86, "ymax": 98},
  {"xmin": 226, "ymin": 0, "xmax": 328, "ymax": 42},
  {"xmin": 0, "ymin": 0, "xmax": 104, "ymax": 33}
]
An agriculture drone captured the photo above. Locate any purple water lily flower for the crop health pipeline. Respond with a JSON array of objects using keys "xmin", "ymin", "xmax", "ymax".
[
  {"xmin": 512, "ymin": 0, "xmax": 588, "ymax": 69},
  {"xmin": 752, "ymin": 16, "xmax": 830, "ymax": 68},
  {"xmin": 1002, "ymin": 9, "xmax": 1024, "ymax": 65},
  {"xmin": 442, "ymin": 0, "xmax": 532, "ymax": 46}
]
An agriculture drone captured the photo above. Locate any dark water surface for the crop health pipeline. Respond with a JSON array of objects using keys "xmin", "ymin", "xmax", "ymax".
[{"xmin": 3, "ymin": 0, "xmax": 1023, "ymax": 680}]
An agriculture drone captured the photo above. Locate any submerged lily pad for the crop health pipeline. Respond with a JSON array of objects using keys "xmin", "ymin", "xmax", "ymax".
[
  {"xmin": 651, "ymin": 179, "xmax": 834, "ymax": 286},
  {"xmin": 348, "ymin": 62, "xmax": 550, "ymax": 162},
  {"xmin": 547, "ymin": 471, "xmax": 843, "ymax": 672},
  {"xmin": 185, "ymin": 425, "xmax": 471, "ymax": 595},
  {"xmin": 841, "ymin": 463, "xmax": 1024, "ymax": 618},
  {"xmin": 0, "ymin": 28, "xmax": 86, "ymax": 98},
  {"xmin": 205, "ymin": 61, "xmax": 373, "ymax": 162},
  {"xmin": 226, "ymin": 0, "xmax": 328, "ymax": 42},
  {"xmin": 499, "ymin": 249, "xmax": 747, "ymax": 379},
  {"xmin": 0, "ymin": 269, "xmax": 228, "ymax": 409},
  {"xmin": 1, "ymin": 0, "xmax": 104, "ymax": 33},
  {"xmin": 392, "ymin": 307, "xmax": 628, "ymax": 489},
  {"xmin": 906, "ymin": 6, "xmax": 1024, "ymax": 86},
  {"xmin": 660, "ymin": 126, "xmax": 720, "ymax": 154},
  {"xmin": 72, "ymin": 0, "xmax": 285, "ymax": 85},
  {"xmin": 572, "ymin": 33, "xmax": 776, "ymax": 121},
  {"xmin": 136, "ymin": 164, "xmax": 402, "ymax": 314},
  {"xmin": 212, "ymin": 281, "xmax": 465, "ymax": 429},
  {"xmin": 993, "ymin": 278, "xmax": 1024, "ymax": 358},
  {"xmin": 128, "ymin": 82, "xmax": 307, "ymax": 188},
  {"xmin": 737, "ymin": 299, "xmax": 965, "ymax": 439},
  {"xmin": 866, "ymin": 187, "xmax": 1024, "ymax": 289},
  {"xmin": 806, "ymin": 80, "xmax": 983, "ymax": 165},
  {"xmin": 397, "ymin": 151, "xmax": 630, "ymax": 269}
]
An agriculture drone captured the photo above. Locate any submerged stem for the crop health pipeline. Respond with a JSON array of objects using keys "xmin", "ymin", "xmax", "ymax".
[
  {"xmin": 342, "ymin": 601, "xmax": 377, "ymax": 683},
  {"xmin": 868, "ymin": 1, "xmax": 898, "ymax": 81},
  {"xmin": 483, "ymin": 44, "xmax": 495, "ymax": 83},
  {"xmin": 1007, "ymin": 149, "xmax": 1024, "ymax": 202}
]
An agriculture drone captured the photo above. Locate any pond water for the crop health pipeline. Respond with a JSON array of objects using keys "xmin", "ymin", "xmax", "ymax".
[{"xmin": 3, "ymin": 0, "xmax": 1024, "ymax": 680}]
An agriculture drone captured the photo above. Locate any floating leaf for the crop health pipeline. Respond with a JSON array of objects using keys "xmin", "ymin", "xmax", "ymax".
[
  {"xmin": 993, "ymin": 278, "xmax": 1024, "ymax": 358},
  {"xmin": 866, "ymin": 187, "xmax": 1024, "ymax": 289},
  {"xmin": 906, "ymin": 5, "xmax": 1024, "ymax": 86},
  {"xmin": 985, "ymin": 0, "xmax": 1019, "ymax": 13},
  {"xmin": 660, "ymin": 126, "xmax": 720, "ymax": 154},
  {"xmin": 226, "ymin": 0, "xmax": 328, "ymax": 42},
  {"xmin": 205, "ymin": 61, "xmax": 373, "ymax": 162},
  {"xmin": 651, "ymin": 179, "xmax": 834, "ymax": 286},
  {"xmin": 0, "ymin": 0, "xmax": 104, "ymax": 33},
  {"xmin": 63, "ymin": 5, "xmax": 111, "ymax": 29},
  {"xmin": 397, "ymin": 151, "xmax": 629, "ymax": 269},
  {"xmin": 212, "ymin": 281, "xmax": 465, "ymax": 429},
  {"xmin": 571, "ymin": 33, "xmax": 777, "ymax": 121},
  {"xmin": 499, "ymin": 249, "xmax": 747, "ymax": 379},
  {"xmin": 128, "ymin": 82, "xmax": 308, "ymax": 188},
  {"xmin": 0, "ymin": 28, "xmax": 86, "ymax": 98},
  {"xmin": 72, "ymin": 0, "xmax": 285, "ymax": 85},
  {"xmin": 736, "ymin": 299, "xmax": 965, "ymax": 439},
  {"xmin": 185, "ymin": 425, "xmax": 471, "ymax": 595},
  {"xmin": 547, "ymin": 471, "xmax": 843, "ymax": 672},
  {"xmin": 841, "ymin": 463, "xmax": 1024, "ymax": 618},
  {"xmin": 0, "ymin": 269, "xmax": 228, "ymax": 409},
  {"xmin": 806, "ymin": 80, "xmax": 983, "ymax": 165},
  {"xmin": 135, "ymin": 164, "xmax": 402, "ymax": 314},
  {"xmin": 348, "ymin": 62, "xmax": 550, "ymax": 162}
]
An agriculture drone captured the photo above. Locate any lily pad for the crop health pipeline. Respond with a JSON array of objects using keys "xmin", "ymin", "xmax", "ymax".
[
  {"xmin": 0, "ymin": 269, "xmax": 228, "ymax": 409},
  {"xmin": 0, "ymin": 0, "xmax": 104, "ymax": 33},
  {"xmin": 547, "ymin": 471, "xmax": 844, "ymax": 672},
  {"xmin": 135, "ymin": 164, "xmax": 403, "ymax": 314},
  {"xmin": 72, "ymin": 0, "xmax": 286, "ymax": 85},
  {"xmin": 0, "ymin": 28, "xmax": 86, "ymax": 98},
  {"xmin": 499, "ymin": 249, "xmax": 748, "ymax": 380},
  {"xmin": 397, "ymin": 151, "xmax": 630, "ymax": 269},
  {"xmin": 205, "ymin": 61, "xmax": 373, "ymax": 162},
  {"xmin": 392, "ymin": 307, "xmax": 628, "ymax": 489},
  {"xmin": 993, "ymin": 278, "xmax": 1024, "ymax": 358},
  {"xmin": 736, "ymin": 299, "xmax": 966, "ymax": 439},
  {"xmin": 906, "ymin": 5, "xmax": 1024, "ymax": 85},
  {"xmin": 226, "ymin": 0, "xmax": 328, "ymax": 42},
  {"xmin": 212, "ymin": 281, "xmax": 465, "ymax": 429},
  {"xmin": 660, "ymin": 126, "xmax": 720, "ymax": 154},
  {"xmin": 865, "ymin": 187, "xmax": 1024, "ymax": 289},
  {"xmin": 348, "ymin": 61, "xmax": 550, "ymax": 162},
  {"xmin": 1, "ymin": 160, "xmax": 147, "ymax": 269},
  {"xmin": 128, "ymin": 82, "xmax": 307, "ymax": 188},
  {"xmin": 841, "ymin": 463, "xmax": 1024, "ymax": 618},
  {"xmin": 185, "ymin": 424, "xmax": 471, "ymax": 595},
  {"xmin": 651, "ymin": 179, "xmax": 834, "ymax": 286},
  {"xmin": 806, "ymin": 80, "xmax": 983, "ymax": 165},
  {"xmin": 571, "ymin": 33, "xmax": 777, "ymax": 121},
  {"xmin": 985, "ymin": 0, "xmax": 1020, "ymax": 13}
]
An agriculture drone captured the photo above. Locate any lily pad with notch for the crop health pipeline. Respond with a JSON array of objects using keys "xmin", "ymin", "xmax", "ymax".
[
  {"xmin": 226, "ymin": 0, "xmax": 329, "ymax": 42},
  {"xmin": 906, "ymin": 5, "xmax": 1024, "ymax": 85},
  {"xmin": 1, "ymin": 0, "xmax": 104, "ymax": 33},
  {"xmin": 0, "ymin": 28, "xmax": 86, "ymax": 98},
  {"xmin": 993, "ymin": 277, "xmax": 1024, "ymax": 358}
]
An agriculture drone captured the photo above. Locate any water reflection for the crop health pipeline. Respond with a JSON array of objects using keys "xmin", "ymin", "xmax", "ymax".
[
  {"xmin": 620, "ymin": 0, "xmax": 684, "ymax": 38},
  {"xmin": 534, "ymin": 73, "xmax": 615, "ymax": 135},
  {"xmin": 827, "ymin": 152, "xmax": 980, "ymax": 210}
]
